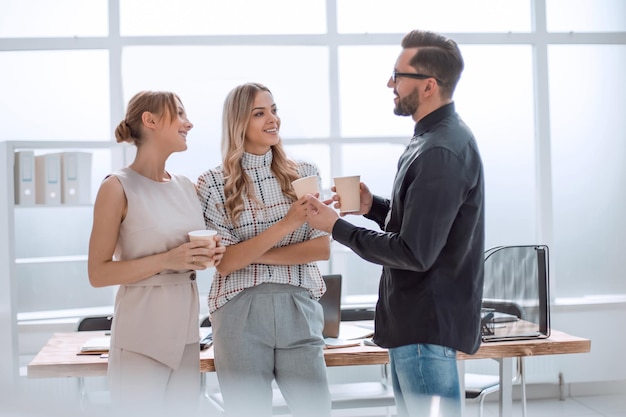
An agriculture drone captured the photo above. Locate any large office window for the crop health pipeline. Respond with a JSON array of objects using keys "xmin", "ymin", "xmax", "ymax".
[
  {"xmin": 119, "ymin": 0, "xmax": 327, "ymax": 36},
  {"xmin": 120, "ymin": 44, "xmax": 331, "ymax": 183},
  {"xmin": 549, "ymin": 44, "xmax": 626, "ymax": 296},
  {"xmin": 0, "ymin": 0, "xmax": 108, "ymax": 38},
  {"xmin": 1, "ymin": 0, "xmax": 625, "ymax": 316},
  {"xmin": 0, "ymin": 50, "xmax": 110, "ymax": 141}
]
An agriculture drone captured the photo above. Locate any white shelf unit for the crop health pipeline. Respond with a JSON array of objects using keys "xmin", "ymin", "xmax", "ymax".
[{"xmin": 0, "ymin": 140, "xmax": 124, "ymax": 385}]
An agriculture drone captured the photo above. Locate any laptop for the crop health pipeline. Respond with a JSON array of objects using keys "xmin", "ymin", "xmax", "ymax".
[
  {"xmin": 319, "ymin": 274, "xmax": 342, "ymax": 338},
  {"xmin": 481, "ymin": 245, "xmax": 551, "ymax": 342}
]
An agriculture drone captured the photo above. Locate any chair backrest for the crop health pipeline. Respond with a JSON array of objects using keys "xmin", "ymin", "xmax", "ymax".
[
  {"xmin": 482, "ymin": 300, "xmax": 524, "ymax": 319},
  {"xmin": 341, "ymin": 307, "xmax": 375, "ymax": 322},
  {"xmin": 200, "ymin": 315, "xmax": 211, "ymax": 327},
  {"xmin": 481, "ymin": 245, "xmax": 550, "ymax": 342},
  {"xmin": 76, "ymin": 315, "xmax": 113, "ymax": 331},
  {"xmin": 319, "ymin": 274, "xmax": 342, "ymax": 338}
]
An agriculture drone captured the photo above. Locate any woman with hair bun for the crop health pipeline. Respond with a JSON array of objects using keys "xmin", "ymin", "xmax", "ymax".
[{"xmin": 88, "ymin": 91, "xmax": 225, "ymax": 415}]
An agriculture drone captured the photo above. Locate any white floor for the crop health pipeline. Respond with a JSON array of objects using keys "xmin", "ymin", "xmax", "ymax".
[
  {"xmin": 4, "ymin": 392, "xmax": 626, "ymax": 417},
  {"xmin": 324, "ymin": 393, "xmax": 626, "ymax": 417},
  {"xmin": 7, "ymin": 374, "xmax": 626, "ymax": 417},
  {"xmin": 476, "ymin": 394, "xmax": 626, "ymax": 417}
]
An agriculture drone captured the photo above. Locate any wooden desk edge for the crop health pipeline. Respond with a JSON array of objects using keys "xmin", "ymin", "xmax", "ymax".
[
  {"xmin": 27, "ymin": 363, "xmax": 108, "ymax": 378},
  {"xmin": 458, "ymin": 329, "xmax": 591, "ymax": 360},
  {"xmin": 200, "ymin": 345, "xmax": 390, "ymax": 373},
  {"xmin": 28, "ymin": 329, "xmax": 591, "ymax": 378}
]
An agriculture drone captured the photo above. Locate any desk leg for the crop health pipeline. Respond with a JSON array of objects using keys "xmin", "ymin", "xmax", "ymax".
[{"xmin": 498, "ymin": 357, "xmax": 513, "ymax": 417}]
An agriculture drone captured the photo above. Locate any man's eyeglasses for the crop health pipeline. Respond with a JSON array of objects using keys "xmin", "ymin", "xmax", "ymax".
[{"xmin": 391, "ymin": 71, "xmax": 442, "ymax": 85}]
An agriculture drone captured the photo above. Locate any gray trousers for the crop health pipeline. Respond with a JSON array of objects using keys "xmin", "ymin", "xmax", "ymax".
[{"xmin": 211, "ymin": 283, "xmax": 331, "ymax": 417}]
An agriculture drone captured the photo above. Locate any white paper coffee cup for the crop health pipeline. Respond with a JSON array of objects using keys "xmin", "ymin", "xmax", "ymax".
[
  {"xmin": 188, "ymin": 229, "xmax": 218, "ymax": 267},
  {"xmin": 333, "ymin": 175, "xmax": 361, "ymax": 213},
  {"xmin": 291, "ymin": 175, "xmax": 320, "ymax": 199}
]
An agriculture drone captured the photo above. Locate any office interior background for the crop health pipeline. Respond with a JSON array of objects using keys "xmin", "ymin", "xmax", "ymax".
[{"xmin": 1, "ymin": 0, "xmax": 625, "ymax": 411}]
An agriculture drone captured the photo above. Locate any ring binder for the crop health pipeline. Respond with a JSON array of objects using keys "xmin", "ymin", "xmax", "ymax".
[
  {"xmin": 14, "ymin": 150, "xmax": 36, "ymax": 205},
  {"xmin": 35, "ymin": 153, "xmax": 61, "ymax": 205},
  {"xmin": 61, "ymin": 152, "xmax": 92, "ymax": 205}
]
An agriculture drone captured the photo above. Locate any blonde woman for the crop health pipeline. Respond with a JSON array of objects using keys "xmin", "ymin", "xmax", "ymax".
[
  {"xmin": 197, "ymin": 83, "xmax": 331, "ymax": 417},
  {"xmin": 88, "ymin": 91, "xmax": 225, "ymax": 415}
]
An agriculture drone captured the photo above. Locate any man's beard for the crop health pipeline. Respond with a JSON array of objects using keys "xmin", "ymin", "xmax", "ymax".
[{"xmin": 393, "ymin": 89, "xmax": 419, "ymax": 117}]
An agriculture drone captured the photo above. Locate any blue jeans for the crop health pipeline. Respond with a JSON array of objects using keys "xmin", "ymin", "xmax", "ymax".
[{"xmin": 388, "ymin": 343, "xmax": 461, "ymax": 417}]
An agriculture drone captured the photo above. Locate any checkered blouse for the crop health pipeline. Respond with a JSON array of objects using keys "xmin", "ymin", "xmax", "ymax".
[{"xmin": 197, "ymin": 150, "xmax": 328, "ymax": 313}]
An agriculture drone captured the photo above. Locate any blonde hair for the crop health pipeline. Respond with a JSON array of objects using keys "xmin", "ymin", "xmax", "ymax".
[
  {"xmin": 221, "ymin": 83, "xmax": 299, "ymax": 226},
  {"xmin": 114, "ymin": 91, "xmax": 181, "ymax": 145}
]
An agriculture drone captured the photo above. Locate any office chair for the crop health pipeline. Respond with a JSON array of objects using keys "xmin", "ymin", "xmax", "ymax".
[
  {"xmin": 200, "ymin": 315, "xmax": 211, "ymax": 328},
  {"xmin": 75, "ymin": 315, "xmax": 113, "ymax": 409},
  {"xmin": 340, "ymin": 306, "xmax": 375, "ymax": 321},
  {"xmin": 465, "ymin": 300, "xmax": 526, "ymax": 417},
  {"xmin": 76, "ymin": 315, "xmax": 113, "ymax": 332},
  {"xmin": 465, "ymin": 245, "xmax": 550, "ymax": 417}
]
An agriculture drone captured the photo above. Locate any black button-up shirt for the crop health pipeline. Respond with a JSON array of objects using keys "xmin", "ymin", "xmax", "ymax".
[{"xmin": 332, "ymin": 102, "xmax": 485, "ymax": 354}]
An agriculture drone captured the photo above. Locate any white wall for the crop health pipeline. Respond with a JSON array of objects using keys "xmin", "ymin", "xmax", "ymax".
[{"xmin": 0, "ymin": 143, "xmax": 19, "ymax": 390}]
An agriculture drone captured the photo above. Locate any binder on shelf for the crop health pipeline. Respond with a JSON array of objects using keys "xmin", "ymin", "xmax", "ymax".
[
  {"xmin": 14, "ymin": 151, "xmax": 36, "ymax": 205},
  {"xmin": 61, "ymin": 152, "xmax": 92, "ymax": 205},
  {"xmin": 35, "ymin": 153, "xmax": 62, "ymax": 205}
]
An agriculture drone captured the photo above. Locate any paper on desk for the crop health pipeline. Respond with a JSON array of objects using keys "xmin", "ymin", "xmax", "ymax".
[
  {"xmin": 324, "ymin": 338, "xmax": 361, "ymax": 349},
  {"xmin": 338, "ymin": 322, "xmax": 374, "ymax": 340},
  {"xmin": 492, "ymin": 312, "xmax": 519, "ymax": 323},
  {"xmin": 78, "ymin": 337, "xmax": 110, "ymax": 355}
]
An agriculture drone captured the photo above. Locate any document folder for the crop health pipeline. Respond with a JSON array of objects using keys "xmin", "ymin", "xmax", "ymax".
[
  {"xmin": 14, "ymin": 150, "xmax": 36, "ymax": 205},
  {"xmin": 35, "ymin": 153, "xmax": 62, "ymax": 205},
  {"xmin": 61, "ymin": 152, "xmax": 92, "ymax": 205}
]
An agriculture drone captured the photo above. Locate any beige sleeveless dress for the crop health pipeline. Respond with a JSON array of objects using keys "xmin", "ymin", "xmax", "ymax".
[{"xmin": 109, "ymin": 167, "xmax": 205, "ymax": 369}]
